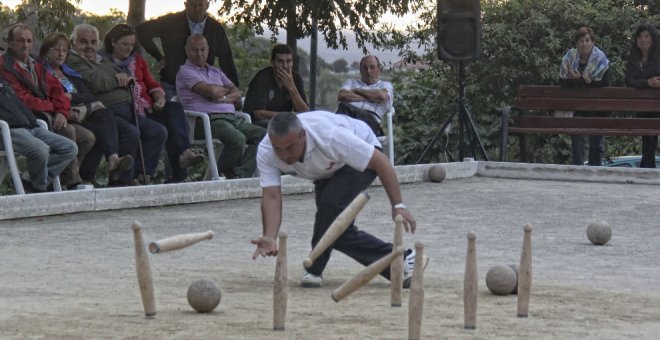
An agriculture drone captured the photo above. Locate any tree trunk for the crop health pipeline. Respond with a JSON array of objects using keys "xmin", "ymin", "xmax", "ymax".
[
  {"xmin": 127, "ymin": 0, "xmax": 146, "ymax": 27},
  {"xmin": 286, "ymin": 0, "xmax": 298, "ymax": 72},
  {"xmin": 309, "ymin": 2, "xmax": 318, "ymax": 109}
]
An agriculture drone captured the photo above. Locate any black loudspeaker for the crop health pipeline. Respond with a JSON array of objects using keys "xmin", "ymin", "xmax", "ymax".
[{"xmin": 436, "ymin": 0, "xmax": 481, "ymax": 61}]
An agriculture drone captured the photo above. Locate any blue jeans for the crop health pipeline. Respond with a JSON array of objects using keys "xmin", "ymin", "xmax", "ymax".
[
  {"xmin": 571, "ymin": 135, "xmax": 604, "ymax": 166},
  {"xmin": 307, "ymin": 164, "xmax": 394, "ymax": 279},
  {"xmin": 8, "ymin": 127, "xmax": 77, "ymax": 191},
  {"xmin": 571, "ymin": 111, "xmax": 605, "ymax": 166}
]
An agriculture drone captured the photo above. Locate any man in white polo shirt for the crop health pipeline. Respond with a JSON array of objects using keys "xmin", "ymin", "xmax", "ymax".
[
  {"xmin": 251, "ymin": 111, "xmax": 425, "ymax": 288},
  {"xmin": 336, "ymin": 55, "xmax": 393, "ymax": 136}
]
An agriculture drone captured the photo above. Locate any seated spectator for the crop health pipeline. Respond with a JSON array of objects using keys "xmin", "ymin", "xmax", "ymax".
[
  {"xmin": 558, "ymin": 27, "xmax": 610, "ymax": 166},
  {"xmin": 66, "ymin": 23, "xmax": 167, "ymax": 185},
  {"xmin": 136, "ymin": 0, "xmax": 239, "ymax": 100},
  {"xmin": 337, "ymin": 55, "xmax": 393, "ymax": 135},
  {"xmin": 176, "ymin": 34, "xmax": 266, "ymax": 179},
  {"xmin": 39, "ymin": 32, "xmax": 134, "ymax": 185},
  {"xmin": 101, "ymin": 24, "xmax": 203, "ymax": 183},
  {"xmin": 0, "ymin": 24, "xmax": 93, "ymax": 189},
  {"xmin": 243, "ymin": 44, "xmax": 309, "ymax": 128},
  {"xmin": 0, "ymin": 73, "xmax": 77, "ymax": 193},
  {"xmin": 625, "ymin": 23, "xmax": 660, "ymax": 168}
]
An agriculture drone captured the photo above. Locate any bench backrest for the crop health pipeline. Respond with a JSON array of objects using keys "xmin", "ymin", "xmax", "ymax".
[
  {"xmin": 516, "ymin": 116, "xmax": 660, "ymax": 129},
  {"xmin": 514, "ymin": 85, "xmax": 660, "ymax": 112}
]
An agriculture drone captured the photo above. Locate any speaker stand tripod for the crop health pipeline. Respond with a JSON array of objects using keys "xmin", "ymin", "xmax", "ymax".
[{"xmin": 416, "ymin": 61, "xmax": 489, "ymax": 163}]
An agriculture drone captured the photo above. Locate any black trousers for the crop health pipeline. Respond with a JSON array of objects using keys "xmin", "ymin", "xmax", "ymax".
[
  {"xmin": 149, "ymin": 101, "xmax": 192, "ymax": 182},
  {"xmin": 79, "ymin": 107, "xmax": 139, "ymax": 182},
  {"xmin": 639, "ymin": 112, "xmax": 658, "ymax": 168},
  {"xmin": 307, "ymin": 165, "xmax": 394, "ymax": 279}
]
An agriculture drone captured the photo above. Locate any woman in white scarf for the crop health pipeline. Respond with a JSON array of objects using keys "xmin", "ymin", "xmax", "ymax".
[{"xmin": 558, "ymin": 27, "xmax": 610, "ymax": 166}]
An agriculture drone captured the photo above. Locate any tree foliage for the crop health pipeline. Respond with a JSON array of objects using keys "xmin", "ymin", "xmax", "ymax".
[
  {"xmin": 392, "ymin": 0, "xmax": 660, "ymax": 165},
  {"xmin": 0, "ymin": 0, "xmax": 125, "ymax": 42},
  {"xmin": 83, "ymin": 9, "xmax": 126, "ymax": 39},
  {"xmin": 330, "ymin": 58, "xmax": 348, "ymax": 73},
  {"xmin": 1, "ymin": 0, "xmax": 79, "ymax": 39},
  {"xmin": 218, "ymin": 0, "xmax": 425, "ymax": 51}
]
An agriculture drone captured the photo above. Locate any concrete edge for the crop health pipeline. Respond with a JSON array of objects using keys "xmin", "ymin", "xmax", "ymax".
[
  {"xmin": 1, "ymin": 160, "xmax": 659, "ymax": 220},
  {"xmin": 478, "ymin": 161, "xmax": 660, "ymax": 184}
]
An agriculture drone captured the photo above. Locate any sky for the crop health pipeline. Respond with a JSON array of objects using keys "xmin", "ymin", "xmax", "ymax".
[{"xmin": 1, "ymin": 0, "xmax": 422, "ymax": 28}]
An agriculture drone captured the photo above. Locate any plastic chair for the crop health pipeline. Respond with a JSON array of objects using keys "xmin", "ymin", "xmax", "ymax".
[
  {"xmin": 172, "ymin": 96, "xmax": 252, "ymax": 181},
  {"xmin": 0, "ymin": 120, "xmax": 25, "ymax": 194},
  {"xmin": 0, "ymin": 119, "xmax": 62, "ymax": 194},
  {"xmin": 378, "ymin": 107, "xmax": 395, "ymax": 165}
]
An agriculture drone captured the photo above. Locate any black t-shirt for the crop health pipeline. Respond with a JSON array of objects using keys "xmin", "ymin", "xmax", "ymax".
[{"xmin": 242, "ymin": 66, "xmax": 307, "ymax": 120}]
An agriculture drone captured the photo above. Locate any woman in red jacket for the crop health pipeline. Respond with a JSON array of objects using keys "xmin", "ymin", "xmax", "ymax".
[{"xmin": 39, "ymin": 32, "xmax": 135, "ymax": 185}]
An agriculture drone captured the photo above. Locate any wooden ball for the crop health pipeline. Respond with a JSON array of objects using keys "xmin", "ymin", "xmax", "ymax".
[
  {"xmin": 428, "ymin": 165, "xmax": 446, "ymax": 182},
  {"xmin": 508, "ymin": 263, "xmax": 519, "ymax": 294},
  {"xmin": 485, "ymin": 265, "xmax": 517, "ymax": 295},
  {"xmin": 587, "ymin": 220, "xmax": 612, "ymax": 245},
  {"xmin": 187, "ymin": 279, "xmax": 221, "ymax": 313}
]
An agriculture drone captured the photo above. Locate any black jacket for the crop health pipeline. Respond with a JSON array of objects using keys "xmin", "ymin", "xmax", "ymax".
[
  {"xmin": 136, "ymin": 11, "xmax": 239, "ymax": 86},
  {"xmin": 65, "ymin": 72, "xmax": 98, "ymax": 106},
  {"xmin": 625, "ymin": 55, "xmax": 660, "ymax": 88},
  {"xmin": 0, "ymin": 75, "xmax": 38, "ymax": 129}
]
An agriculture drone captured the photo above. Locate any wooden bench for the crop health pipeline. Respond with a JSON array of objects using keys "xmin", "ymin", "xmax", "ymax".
[{"xmin": 500, "ymin": 85, "xmax": 660, "ymax": 161}]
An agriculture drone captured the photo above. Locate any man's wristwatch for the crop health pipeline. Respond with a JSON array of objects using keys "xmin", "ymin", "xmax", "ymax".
[{"xmin": 393, "ymin": 203, "xmax": 406, "ymax": 209}]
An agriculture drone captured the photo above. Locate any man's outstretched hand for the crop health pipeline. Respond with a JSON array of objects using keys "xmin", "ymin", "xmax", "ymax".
[
  {"xmin": 392, "ymin": 208, "xmax": 416, "ymax": 234},
  {"xmin": 251, "ymin": 236, "xmax": 278, "ymax": 259}
]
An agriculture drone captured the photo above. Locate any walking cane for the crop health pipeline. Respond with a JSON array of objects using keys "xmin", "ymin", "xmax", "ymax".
[{"xmin": 128, "ymin": 79, "xmax": 150, "ymax": 184}]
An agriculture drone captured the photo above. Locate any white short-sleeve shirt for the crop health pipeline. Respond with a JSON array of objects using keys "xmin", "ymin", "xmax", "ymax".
[
  {"xmin": 257, "ymin": 111, "xmax": 382, "ymax": 187},
  {"xmin": 339, "ymin": 78, "xmax": 394, "ymax": 121}
]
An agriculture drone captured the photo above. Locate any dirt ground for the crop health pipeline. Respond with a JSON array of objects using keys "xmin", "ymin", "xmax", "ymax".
[{"xmin": 1, "ymin": 176, "xmax": 660, "ymax": 339}]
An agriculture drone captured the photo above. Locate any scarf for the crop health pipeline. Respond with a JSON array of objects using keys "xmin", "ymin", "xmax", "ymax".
[
  {"xmin": 559, "ymin": 45, "xmax": 609, "ymax": 81},
  {"xmin": 44, "ymin": 63, "xmax": 79, "ymax": 94}
]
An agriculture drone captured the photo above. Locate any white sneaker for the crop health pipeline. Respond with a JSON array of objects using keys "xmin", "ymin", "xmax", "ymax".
[
  {"xmin": 402, "ymin": 249, "xmax": 430, "ymax": 289},
  {"xmin": 300, "ymin": 270, "xmax": 323, "ymax": 288}
]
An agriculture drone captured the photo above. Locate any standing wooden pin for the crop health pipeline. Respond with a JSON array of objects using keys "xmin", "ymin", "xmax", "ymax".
[
  {"xmin": 517, "ymin": 224, "xmax": 533, "ymax": 318},
  {"xmin": 273, "ymin": 230, "xmax": 288, "ymax": 331},
  {"xmin": 408, "ymin": 242, "xmax": 425, "ymax": 340},
  {"xmin": 131, "ymin": 221, "xmax": 156, "ymax": 319},
  {"xmin": 390, "ymin": 215, "xmax": 404, "ymax": 307},
  {"xmin": 464, "ymin": 231, "xmax": 478, "ymax": 330}
]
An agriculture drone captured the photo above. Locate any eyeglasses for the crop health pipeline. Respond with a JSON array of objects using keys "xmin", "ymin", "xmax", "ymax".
[{"xmin": 49, "ymin": 47, "xmax": 68, "ymax": 54}]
